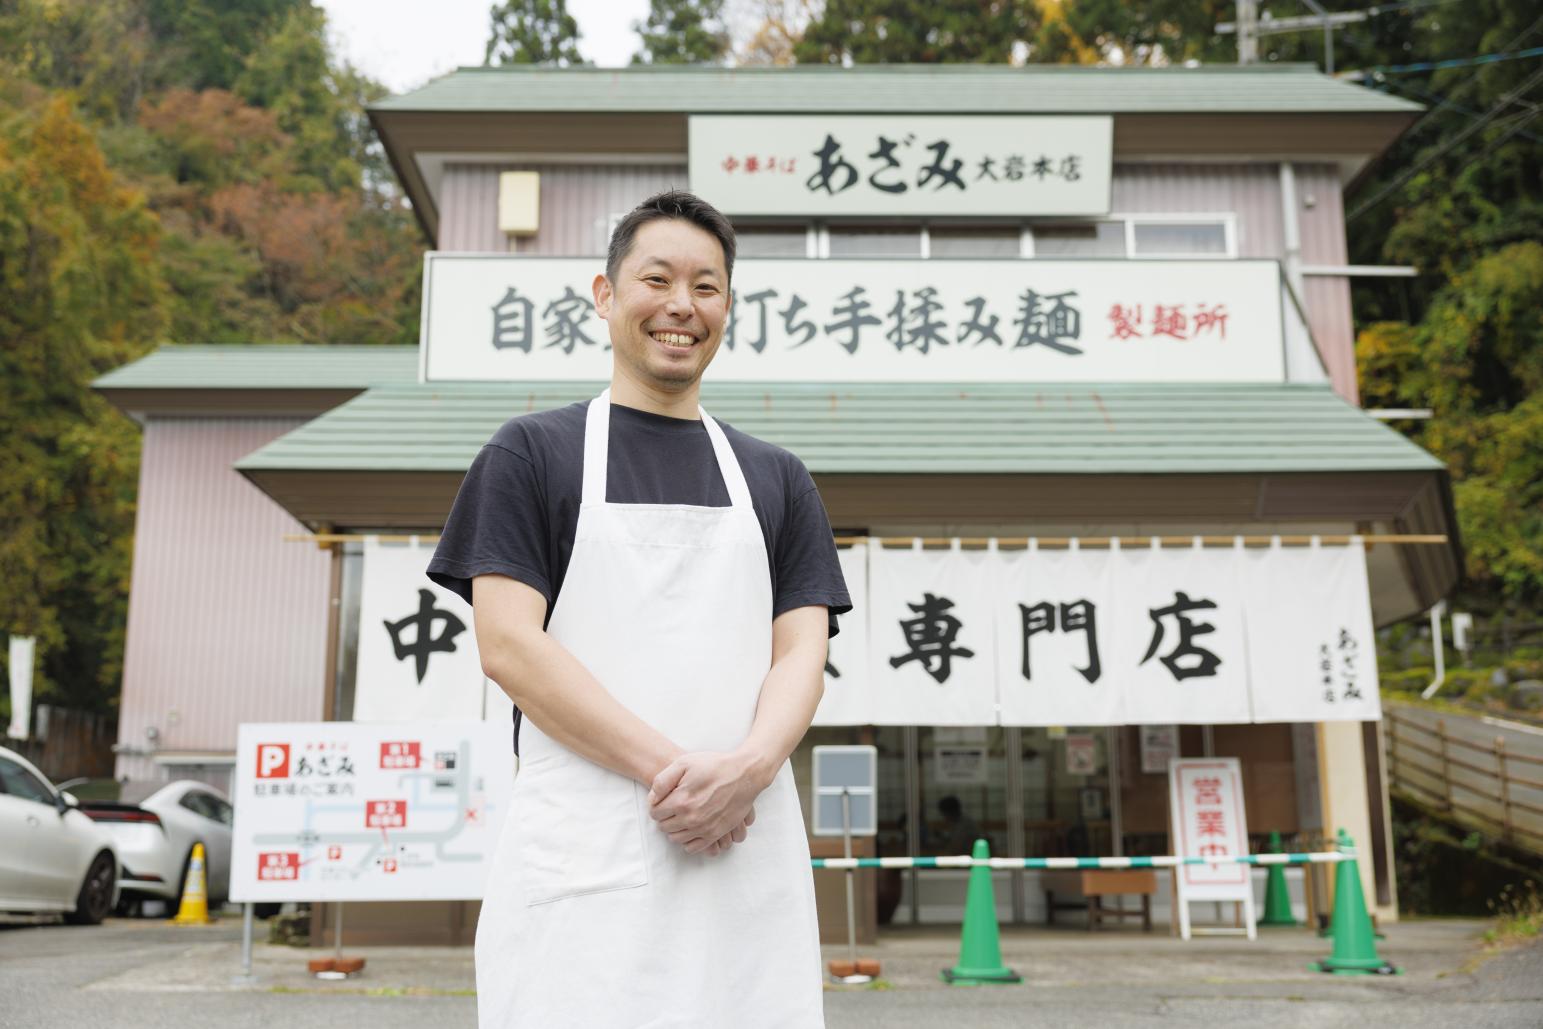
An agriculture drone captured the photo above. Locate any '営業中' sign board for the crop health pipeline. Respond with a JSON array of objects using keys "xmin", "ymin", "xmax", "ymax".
[
  {"xmin": 1168, "ymin": 756, "xmax": 1255, "ymax": 941},
  {"xmin": 422, "ymin": 254, "xmax": 1285, "ymax": 385},
  {"xmin": 688, "ymin": 115, "xmax": 1112, "ymax": 217},
  {"xmin": 230, "ymin": 721, "xmax": 514, "ymax": 902}
]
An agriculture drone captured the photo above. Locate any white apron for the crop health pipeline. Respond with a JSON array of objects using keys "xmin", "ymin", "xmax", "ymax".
[{"xmin": 475, "ymin": 391, "xmax": 824, "ymax": 1028}]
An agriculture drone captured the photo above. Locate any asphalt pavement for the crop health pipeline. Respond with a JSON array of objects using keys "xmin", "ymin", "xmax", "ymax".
[{"xmin": 2, "ymin": 908, "xmax": 1539, "ymax": 1028}]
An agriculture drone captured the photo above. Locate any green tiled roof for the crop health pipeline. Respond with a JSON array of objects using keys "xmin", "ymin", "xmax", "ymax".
[
  {"xmin": 92, "ymin": 344, "xmax": 419, "ymax": 391},
  {"xmin": 234, "ymin": 381, "xmax": 1443, "ymax": 476},
  {"xmin": 372, "ymin": 64, "xmax": 1421, "ymax": 116}
]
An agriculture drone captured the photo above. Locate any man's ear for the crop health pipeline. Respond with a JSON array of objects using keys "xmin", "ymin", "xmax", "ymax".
[{"xmin": 592, "ymin": 272, "xmax": 613, "ymax": 319}]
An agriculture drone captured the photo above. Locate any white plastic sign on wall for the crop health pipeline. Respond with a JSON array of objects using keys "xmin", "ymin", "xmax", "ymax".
[
  {"xmin": 230, "ymin": 721, "xmax": 514, "ymax": 902},
  {"xmin": 811, "ymin": 745, "xmax": 877, "ymax": 837}
]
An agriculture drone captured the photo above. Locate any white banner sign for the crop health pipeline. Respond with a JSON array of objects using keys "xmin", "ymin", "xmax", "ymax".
[
  {"xmin": 1110, "ymin": 541, "xmax": 1251, "ymax": 726},
  {"xmin": 824, "ymin": 539, "xmax": 1380, "ymax": 727},
  {"xmin": 813, "ymin": 545, "xmax": 870, "ymax": 726},
  {"xmin": 7, "ymin": 635, "xmax": 35, "ymax": 740},
  {"xmin": 230, "ymin": 721, "xmax": 514, "ymax": 902},
  {"xmin": 421, "ymin": 254, "xmax": 1286, "ymax": 385},
  {"xmin": 994, "ymin": 541, "xmax": 1120, "ymax": 727},
  {"xmin": 354, "ymin": 538, "xmax": 492, "ymax": 723},
  {"xmin": 1169, "ymin": 757, "xmax": 1255, "ymax": 939},
  {"xmin": 688, "ymin": 115, "xmax": 1112, "ymax": 216},
  {"xmin": 865, "ymin": 540, "xmax": 997, "ymax": 726},
  {"xmin": 1242, "ymin": 538, "xmax": 1382, "ymax": 722}
]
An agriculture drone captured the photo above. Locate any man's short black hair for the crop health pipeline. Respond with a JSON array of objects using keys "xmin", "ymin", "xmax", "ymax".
[{"xmin": 605, "ymin": 189, "xmax": 737, "ymax": 286}]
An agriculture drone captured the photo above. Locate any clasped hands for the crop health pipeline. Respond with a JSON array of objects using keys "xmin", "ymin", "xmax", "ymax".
[{"xmin": 646, "ymin": 749, "xmax": 767, "ymax": 858}]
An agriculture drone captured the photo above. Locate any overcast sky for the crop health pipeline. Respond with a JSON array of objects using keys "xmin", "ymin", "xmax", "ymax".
[{"xmin": 317, "ymin": 0, "xmax": 693, "ymax": 94}]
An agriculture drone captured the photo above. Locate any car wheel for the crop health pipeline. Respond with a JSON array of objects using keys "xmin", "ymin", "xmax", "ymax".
[{"xmin": 64, "ymin": 852, "xmax": 116, "ymax": 925}]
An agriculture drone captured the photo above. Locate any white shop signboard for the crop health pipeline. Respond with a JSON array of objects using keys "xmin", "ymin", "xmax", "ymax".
[
  {"xmin": 687, "ymin": 115, "xmax": 1113, "ymax": 217},
  {"xmin": 1168, "ymin": 757, "xmax": 1255, "ymax": 941},
  {"xmin": 230, "ymin": 721, "xmax": 514, "ymax": 902},
  {"xmin": 421, "ymin": 254, "xmax": 1285, "ymax": 385}
]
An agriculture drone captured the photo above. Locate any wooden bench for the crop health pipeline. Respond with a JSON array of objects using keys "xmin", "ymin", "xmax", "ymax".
[{"xmin": 1043, "ymin": 869, "xmax": 1157, "ymax": 931}]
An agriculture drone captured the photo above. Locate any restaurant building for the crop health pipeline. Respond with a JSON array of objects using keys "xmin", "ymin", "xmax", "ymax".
[{"xmin": 95, "ymin": 64, "xmax": 1458, "ymax": 943}]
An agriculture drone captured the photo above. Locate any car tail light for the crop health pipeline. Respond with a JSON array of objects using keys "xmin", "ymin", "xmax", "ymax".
[{"xmin": 84, "ymin": 806, "xmax": 164, "ymax": 830}]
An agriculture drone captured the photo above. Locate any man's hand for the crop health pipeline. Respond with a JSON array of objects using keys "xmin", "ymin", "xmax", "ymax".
[{"xmin": 647, "ymin": 751, "xmax": 767, "ymax": 856}]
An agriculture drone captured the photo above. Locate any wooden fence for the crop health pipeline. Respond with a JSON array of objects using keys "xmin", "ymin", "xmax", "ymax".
[
  {"xmin": 6, "ymin": 704, "xmax": 117, "ymax": 782},
  {"xmin": 1384, "ymin": 700, "xmax": 1543, "ymax": 856}
]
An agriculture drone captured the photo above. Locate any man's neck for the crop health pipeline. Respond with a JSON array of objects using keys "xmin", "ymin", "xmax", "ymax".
[{"xmin": 610, "ymin": 367, "xmax": 701, "ymax": 420}]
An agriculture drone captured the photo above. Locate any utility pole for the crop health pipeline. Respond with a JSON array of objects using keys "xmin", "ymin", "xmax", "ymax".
[
  {"xmin": 1236, "ymin": 0, "xmax": 1259, "ymax": 65},
  {"xmin": 1218, "ymin": 1, "xmax": 1372, "ymax": 74}
]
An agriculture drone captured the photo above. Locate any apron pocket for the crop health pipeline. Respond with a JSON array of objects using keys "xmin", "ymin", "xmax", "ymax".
[{"xmin": 516, "ymin": 752, "xmax": 650, "ymax": 906}]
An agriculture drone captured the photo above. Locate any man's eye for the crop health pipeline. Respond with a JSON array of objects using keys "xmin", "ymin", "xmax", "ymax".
[{"xmin": 646, "ymin": 276, "xmax": 666, "ymax": 285}]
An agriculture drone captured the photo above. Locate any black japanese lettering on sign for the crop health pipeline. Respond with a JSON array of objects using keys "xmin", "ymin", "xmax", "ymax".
[
  {"xmin": 1140, "ymin": 591, "xmax": 1222, "ymax": 681},
  {"xmin": 889, "ymin": 593, "xmax": 974, "ymax": 685},
  {"xmin": 490, "ymin": 284, "xmax": 1240, "ymax": 358},
  {"xmin": 1019, "ymin": 600, "xmax": 1102, "ymax": 684},
  {"xmin": 384, "ymin": 589, "xmax": 466, "ymax": 684}
]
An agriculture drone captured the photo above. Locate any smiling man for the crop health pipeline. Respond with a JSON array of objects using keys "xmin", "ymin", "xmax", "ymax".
[{"xmin": 427, "ymin": 190, "xmax": 849, "ymax": 1028}]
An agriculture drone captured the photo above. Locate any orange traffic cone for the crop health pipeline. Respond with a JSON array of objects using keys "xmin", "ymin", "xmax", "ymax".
[{"xmin": 169, "ymin": 842, "xmax": 215, "ymax": 925}]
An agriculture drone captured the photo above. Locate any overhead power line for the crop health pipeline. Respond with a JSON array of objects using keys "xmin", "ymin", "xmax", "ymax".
[
  {"xmin": 1349, "ymin": 44, "xmax": 1543, "ymax": 76},
  {"xmin": 1348, "ymin": 62, "xmax": 1543, "ymax": 222}
]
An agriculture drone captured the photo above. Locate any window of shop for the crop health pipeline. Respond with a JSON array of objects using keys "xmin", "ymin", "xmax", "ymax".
[
  {"xmin": 735, "ymin": 223, "xmax": 812, "ymax": 258},
  {"xmin": 825, "ymin": 223, "xmax": 924, "ymax": 258},
  {"xmin": 1029, "ymin": 220, "xmax": 1126, "ymax": 257}
]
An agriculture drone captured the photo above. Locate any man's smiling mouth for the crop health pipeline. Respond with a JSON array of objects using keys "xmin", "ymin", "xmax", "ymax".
[{"xmin": 650, "ymin": 330, "xmax": 699, "ymax": 347}]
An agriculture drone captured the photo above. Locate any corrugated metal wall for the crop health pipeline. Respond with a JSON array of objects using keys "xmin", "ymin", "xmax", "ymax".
[
  {"xmin": 439, "ymin": 163, "xmax": 689, "ymax": 254},
  {"xmin": 114, "ymin": 418, "xmax": 332, "ymax": 783},
  {"xmin": 1294, "ymin": 164, "xmax": 1358, "ymax": 402}
]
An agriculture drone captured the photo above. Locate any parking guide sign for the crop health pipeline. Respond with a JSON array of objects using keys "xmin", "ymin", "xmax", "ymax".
[{"xmin": 231, "ymin": 721, "xmax": 514, "ymax": 902}]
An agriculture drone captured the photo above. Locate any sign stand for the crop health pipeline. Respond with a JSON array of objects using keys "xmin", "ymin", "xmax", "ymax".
[
  {"xmin": 231, "ymin": 902, "xmax": 257, "ymax": 984},
  {"xmin": 812, "ymin": 745, "xmax": 879, "ymax": 983},
  {"xmin": 838, "ymin": 789, "xmax": 871, "ymax": 985},
  {"xmin": 1168, "ymin": 757, "xmax": 1256, "ymax": 941}
]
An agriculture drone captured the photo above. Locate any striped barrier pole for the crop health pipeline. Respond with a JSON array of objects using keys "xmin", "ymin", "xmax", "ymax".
[{"xmin": 811, "ymin": 851, "xmax": 1353, "ymax": 871}]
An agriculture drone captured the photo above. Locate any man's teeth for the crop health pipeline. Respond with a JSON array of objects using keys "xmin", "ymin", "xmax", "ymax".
[{"xmin": 653, "ymin": 331, "xmax": 696, "ymax": 346}]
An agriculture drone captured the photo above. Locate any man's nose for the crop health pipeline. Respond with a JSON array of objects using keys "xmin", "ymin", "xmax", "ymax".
[{"xmin": 663, "ymin": 281, "xmax": 693, "ymax": 317}]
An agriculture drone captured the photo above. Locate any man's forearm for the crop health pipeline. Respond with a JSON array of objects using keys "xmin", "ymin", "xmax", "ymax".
[
  {"xmin": 487, "ymin": 624, "xmax": 681, "ymax": 785},
  {"xmin": 732, "ymin": 606, "xmax": 828, "ymax": 790}
]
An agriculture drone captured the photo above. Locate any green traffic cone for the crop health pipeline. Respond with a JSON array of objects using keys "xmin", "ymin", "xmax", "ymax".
[
  {"xmin": 1309, "ymin": 830, "xmax": 1399, "ymax": 975},
  {"xmin": 940, "ymin": 838, "xmax": 1021, "ymax": 985},
  {"xmin": 1258, "ymin": 831, "xmax": 1297, "ymax": 928}
]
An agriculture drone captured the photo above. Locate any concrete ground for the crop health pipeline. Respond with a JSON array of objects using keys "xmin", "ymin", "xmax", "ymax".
[{"xmin": 2, "ymin": 909, "xmax": 1540, "ymax": 1028}]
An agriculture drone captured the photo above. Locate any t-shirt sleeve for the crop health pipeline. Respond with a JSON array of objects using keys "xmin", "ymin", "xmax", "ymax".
[
  {"xmin": 773, "ymin": 461, "xmax": 853, "ymax": 639},
  {"xmin": 426, "ymin": 440, "xmax": 553, "ymax": 608}
]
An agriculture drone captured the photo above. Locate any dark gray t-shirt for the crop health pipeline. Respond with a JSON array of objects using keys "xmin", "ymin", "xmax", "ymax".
[{"xmin": 427, "ymin": 400, "xmax": 852, "ymax": 751}]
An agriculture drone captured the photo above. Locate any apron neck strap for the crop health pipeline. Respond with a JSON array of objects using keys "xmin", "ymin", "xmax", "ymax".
[{"xmin": 582, "ymin": 389, "xmax": 753, "ymax": 510}]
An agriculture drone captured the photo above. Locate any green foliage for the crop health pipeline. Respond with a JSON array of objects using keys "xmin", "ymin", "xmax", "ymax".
[
  {"xmin": 0, "ymin": 2, "xmax": 423, "ymax": 717},
  {"xmin": 1031, "ymin": 0, "xmax": 1234, "ymax": 65},
  {"xmin": 632, "ymin": 0, "xmax": 730, "ymax": 65},
  {"xmin": 794, "ymin": 0, "xmax": 1031, "ymax": 64},
  {"xmin": 1357, "ymin": 243, "xmax": 1543, "ymax": 604},
  {"xmin": 484, "ymin": 0, "xmax": 585, "ymax": 66},
  {"xmin": 0, "ymin": 93, "xmax": 167, "ymax": 712}
]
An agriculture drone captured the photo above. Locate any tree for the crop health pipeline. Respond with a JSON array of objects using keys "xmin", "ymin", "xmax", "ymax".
[
  {"xmin": 632, "ymin": 0, "xmax": 730, "ymax": 65},
  {"xmin": 0, "ymin": 92, "xmax": 167, "ymax": 714},
  {"xmin": 485, "ymin": 0, "xmax": 585, "ymax": 66},
  {"xmin": 794, "ymin": 0, "xmax": 1032, "ymax": 64},
  {"xmin": 736, "ymin": 0, "xmax": 814, "ymax": 66}
]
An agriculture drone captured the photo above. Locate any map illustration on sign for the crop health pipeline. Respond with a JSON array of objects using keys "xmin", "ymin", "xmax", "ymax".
[{"xmin": 232, "ymin": 721, "xmax": 514, "ymax": 902}]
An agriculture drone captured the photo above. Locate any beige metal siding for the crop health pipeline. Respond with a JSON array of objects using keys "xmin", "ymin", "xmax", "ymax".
[
  {"xmin": 1294, "ymin": 164, "xmax": 1358, "ymax": 402},
  {"xmin": 439, "ymin": 163, "xmax": 688, "ymax": 255},
  {"xmin": 114, "ymin": 418, "xmax": 332, "ymax": 783}
]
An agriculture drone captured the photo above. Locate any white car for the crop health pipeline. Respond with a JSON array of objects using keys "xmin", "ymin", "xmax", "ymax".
[
  {"xmin": 82, "ymin": 780, "xmax": 233, "ymax": 910},
  {"xmin": 0, "ymin": 746, "xmax": 121, "ymax": 924}
]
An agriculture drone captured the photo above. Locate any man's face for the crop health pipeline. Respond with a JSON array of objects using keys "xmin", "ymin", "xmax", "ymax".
[{"xmin": 594, "ymin": 218, "xmax": 731, "ymax": 392}]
